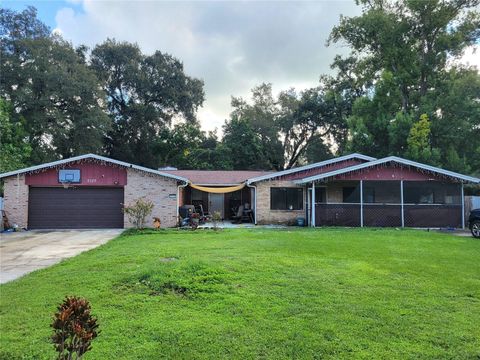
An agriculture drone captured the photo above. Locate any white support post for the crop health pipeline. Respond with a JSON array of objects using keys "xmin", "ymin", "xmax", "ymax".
[
  {"xmin": 360, "ymin": 180, "xmax": 364, "ymax": 227},
  {"xmin": 312, "ymin": 182, "xmax": 316, "ymax": 227},
  {"xmin": 461, "ymin": 183, "xmax": 465, "ymax": 230},
  {"xmin": 400, "ymin": 180, "xmax": 404, "ymax": 228}
]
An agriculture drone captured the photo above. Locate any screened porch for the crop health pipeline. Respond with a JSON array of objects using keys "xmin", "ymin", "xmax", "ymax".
[{"xmin": 312, "ymin": 180, "xmax": 463, "ymax": 228}]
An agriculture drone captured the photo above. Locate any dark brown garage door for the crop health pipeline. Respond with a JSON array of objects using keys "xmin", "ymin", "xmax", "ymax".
[{"xmin": 28, "ymin": 187, "xmax": 124, "ymax": 229}]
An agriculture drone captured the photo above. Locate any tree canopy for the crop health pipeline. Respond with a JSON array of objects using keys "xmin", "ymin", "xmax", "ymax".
[{"xmin": 0, "ymin": 2, "xmax": 479, "ymax": 176}]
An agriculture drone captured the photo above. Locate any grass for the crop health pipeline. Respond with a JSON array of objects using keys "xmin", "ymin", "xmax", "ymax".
[{"xmin": 1, "ymin": 228, "xmax": 479, "ymax": 359}]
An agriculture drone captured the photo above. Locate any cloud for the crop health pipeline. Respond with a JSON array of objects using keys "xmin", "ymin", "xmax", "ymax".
[
  {"xmin": 53, "ymin": 1, "xmax": 480, "ymax": 133},
  {"xmin": 53, "ymin": 0, "xmax": 362, "ymax": 132},
  {"xmin": 459, "ymin": 45, "xmax": 480, "ymax": 68}
]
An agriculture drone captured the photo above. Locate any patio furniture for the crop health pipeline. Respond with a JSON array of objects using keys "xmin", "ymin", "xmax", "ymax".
[
  {"xmin": 196, "ymin": 204, "xmax": 211, "ymax": 223},
  {"xmin": 243, "ymin": 209, "xmax": 254, "ymax": 223},
  {"xmin": 232, "ymin": 205, "xmax": 253, "ymax": 224},
  {"xmin": 179, "ymin": 205, "xmax": 196, "ymax": 220},
  {"xmin": 231, "ymin": 205, "xmax": 244, "ymax": 224}
]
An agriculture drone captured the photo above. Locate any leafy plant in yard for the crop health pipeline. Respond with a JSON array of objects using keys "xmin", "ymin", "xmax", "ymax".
[
  {"xmin": 123, "ymin": 198, "xmax": 154, "ymax": 229},
  {"xmin": 51, "ymin": 296, "xmax": 99, "ymax": 360},
  {"xmin": 212, "ymin": 211, "xmax": 222, "ymax": 231}
]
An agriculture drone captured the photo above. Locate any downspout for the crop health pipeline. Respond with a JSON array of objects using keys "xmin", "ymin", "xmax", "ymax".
[
  {"xmin": 177, "ymin": 180, "xmax": 189, "ymax": 226},
  {"xmin": 246, "ymin": 181, "xmax": 257, "ymax": 225},
  {"xmin": 360, "ymin": 180, "xmax": 364, "ymax": 227},
  {"xmin": 312, "ymin": 181, "xmax": 316, "ymax": 227},
  {"xmin": 461, "ymin": 182, "xmax": 465, "ymax": 230}
]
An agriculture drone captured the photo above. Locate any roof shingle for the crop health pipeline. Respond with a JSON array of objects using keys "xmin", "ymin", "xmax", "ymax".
[{"xmin": 161, "ymin": 170, "xmax": 272, "ymax": 185}]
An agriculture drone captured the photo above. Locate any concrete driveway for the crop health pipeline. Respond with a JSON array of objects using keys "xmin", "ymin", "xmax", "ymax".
[{"xmin": 0, "ymin": 229, "xmax": 123, "ymax": 284}]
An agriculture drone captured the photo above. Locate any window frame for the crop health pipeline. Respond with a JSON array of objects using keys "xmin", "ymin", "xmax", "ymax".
[{"xmin": 270, "ymin": 187, "xmax": 304, "ymax": 211}]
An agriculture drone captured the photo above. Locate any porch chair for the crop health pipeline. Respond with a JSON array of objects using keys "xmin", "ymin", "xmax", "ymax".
[
  {"xmin": 231, "ymin": 205, "xmax": 244, "ymax": 224},
  {"xmin": 196, "ymin": 204, "xmax": 212, "ymax": 223}
]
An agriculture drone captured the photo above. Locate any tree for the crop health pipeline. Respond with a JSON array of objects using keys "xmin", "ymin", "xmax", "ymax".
[
  {"xmin": 329, "ymin": 0, "xmax": 480, "ymax": 172},
  {"xmin": 221, "ymin": 116, "xmax": 267, "ymax": 170},
  {"xmin": 278, "ymin": 87, "xmax": 346, "ymax": 168},
  {"xmin": 154, "ymin": 122, "xmax": 230, "ymax": 170},
  {"xmin": 230, "ymin": 84, "xmax": 284, "ymax": 170},
  {"xmin": 426, "ymin": 67, "xmax": 480, "ymax": 172},
  {"xmin": 304, "ymin": 135, "xmax": 333, "ymax": 164},
  {"xmin": 0, "ymin": 7, "xmax": 110, "ymax": 163},
  {"xmin": 90, "ymin": 39, "xmax": 205, "ymax": 167},
  {"xmin": 0, "ymin": 99, "xmax": 31, "ymax": 173},
  {"xmin": 227, "ymin": 83, "xmax": 348, "ymax": 170},
  {"xmin": 329, "ymin": 0, "xmax": 480, "ymax": 112},
  {"xmin": 406, "ymin": 114, "xmax": 440, "ymax": 164}
]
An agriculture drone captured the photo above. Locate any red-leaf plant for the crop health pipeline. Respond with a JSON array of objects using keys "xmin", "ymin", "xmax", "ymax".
[{"xmin": 51, "ymin": 296, "xmax": 99, "ymax": 360}]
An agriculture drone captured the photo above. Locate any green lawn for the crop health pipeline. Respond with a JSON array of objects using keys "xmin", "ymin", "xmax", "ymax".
[{"xmin": 1, "ymin": 229, "xmax": 479, "ymax": 359}]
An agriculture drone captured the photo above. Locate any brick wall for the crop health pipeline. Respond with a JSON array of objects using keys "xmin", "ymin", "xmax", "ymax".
[
  {"xmin": 3, "ymin": 174, "xmax": 29, "ymax": 228},
  {"xmin": 255, "ymin": 180, "xmax": 306, "ymax": 225},
  {"xmin": 124, "ymin": 169, "xmax": 179, "ymax": 228}
]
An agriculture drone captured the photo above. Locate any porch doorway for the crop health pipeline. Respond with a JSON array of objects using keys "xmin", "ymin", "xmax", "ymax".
[{"xmin": 209, "ymin": 193, "xmax": 224, "ymax": 219}]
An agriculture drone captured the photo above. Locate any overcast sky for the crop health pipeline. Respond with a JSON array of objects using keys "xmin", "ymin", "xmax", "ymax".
[{"xmin": 4, "ymin": 0, "xmax": 480, "ymax": 133}]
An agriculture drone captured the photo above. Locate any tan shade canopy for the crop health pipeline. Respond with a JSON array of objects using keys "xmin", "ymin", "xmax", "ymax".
[{"xmin": 189, "ymin": 183, "xmax": 245, "ymax": 194}]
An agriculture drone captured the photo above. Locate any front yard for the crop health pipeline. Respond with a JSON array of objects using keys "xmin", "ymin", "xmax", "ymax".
[{"xmin": 1, "ymin": 228, "xmax": 479, "ymax": 359}]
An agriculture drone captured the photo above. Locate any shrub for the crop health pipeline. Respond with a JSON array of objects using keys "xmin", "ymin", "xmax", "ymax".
[
  {"xmin": 212, "ymin": 211, "xmax": 222, "ymax": 231},
  {"xmin": 51, "ymin": 296, "xmax": 99, "ymax": 360},
  {"xmin": 123, "ymin": 198, "xmax": 154, "ymax": 229}
]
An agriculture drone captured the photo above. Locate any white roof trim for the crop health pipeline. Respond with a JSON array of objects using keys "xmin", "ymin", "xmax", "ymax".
[
  {"xmin": 295, "ymin": 156, "xmax": 480, "ymax": 184},
  {"xmin": 246, "ymin": 153, "xmax": 376, "ymax": 184},
  {"xmin": 0, "ymin": 154, "xmax": 189, "ymax": 182}
]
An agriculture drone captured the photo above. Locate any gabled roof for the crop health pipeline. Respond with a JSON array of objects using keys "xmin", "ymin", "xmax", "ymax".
[
  {"xmin": 161, "ymin": 170, "xmax": 272, "ymax": 185},
  {"xmin": 0, "ymin": 154, "xmax": 189, "ymax": 182},
  {"xmin": 294, "ymin": 156, "xmax": 480, "ymax": 184},
  {"xmin": 246, "ymin": 153, "xmax": 376, "ymax": 184}
]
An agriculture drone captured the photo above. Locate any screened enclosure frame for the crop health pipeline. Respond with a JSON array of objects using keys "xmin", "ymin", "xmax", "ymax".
[{"xmin": 310, "ymin": 180, "xmax": 465, "ymax": 229}]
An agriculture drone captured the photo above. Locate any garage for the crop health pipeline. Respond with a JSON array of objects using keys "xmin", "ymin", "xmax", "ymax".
[{"xmin": 28, "ymin": 187, "xmax": 124, "ymax": 229}]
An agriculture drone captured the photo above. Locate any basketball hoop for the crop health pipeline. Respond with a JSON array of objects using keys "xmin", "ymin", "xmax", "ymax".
[{"xmin": 61, "ymin": 181, "xmax": 71, "ymax": 189}]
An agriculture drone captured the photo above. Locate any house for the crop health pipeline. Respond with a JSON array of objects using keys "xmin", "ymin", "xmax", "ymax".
[
  {"xmin": 0, "ymin": 154, "xmax": 188, "ymax": 229},
  {"xmin": 246, "ymin": 155, "xmax": 479, "ymax": 228},
  {"xmin": 1, "ymin": 153, "xmax": 478, "ymax": 229}
]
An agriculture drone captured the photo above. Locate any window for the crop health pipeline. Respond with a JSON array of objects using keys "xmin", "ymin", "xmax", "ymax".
[
  {"xmin": 271, "ymin": 188, "xmax": 303, "ymax": 210},
  {"xmin": 314, "ymin": 187, "xmax": 326, "ymax": 203},
  {"xmin": 343, "ymin": 187, "xmax": 360, "ymax": 203}
]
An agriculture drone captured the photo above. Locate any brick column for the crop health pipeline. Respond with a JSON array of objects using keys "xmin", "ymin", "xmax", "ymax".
[{"xmin": 3, "ymin": 174, "xmax": 29, "ymax": 228}]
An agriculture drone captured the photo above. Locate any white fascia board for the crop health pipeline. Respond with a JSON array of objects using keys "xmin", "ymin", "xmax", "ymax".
[
  {"xmin": 0, "ymin": 153, "xmax": 189, "ymax": 183},
  {"xmin": 246, "ymin": 153, "xmax": 376, "ymax": 184},
  {"xmin": 295, "ymin": 156, "xmax": 480, "ymax": 184}
]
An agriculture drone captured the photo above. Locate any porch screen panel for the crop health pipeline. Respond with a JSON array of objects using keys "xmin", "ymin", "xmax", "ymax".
[
  {"xmin": 315, "ymin": 204, "xmax": 360, "ymax": 227},
  {"xmin": 404, "ymin": 205, "xmax": 462, "ymax": 227},
  {"xmin": 403, "ymin": 182, "xmax": 461, "ymax": 205},
  {"xmin": 362, "ymin": 181, "xmax": 402, "ymax": 227},
  {"xmin": 403, "ymin": 182, "xmax": 462, "ymax": 228},
  {"xmin": 364, "ymin": 205, "xmax": 402, "ymax": 227}
]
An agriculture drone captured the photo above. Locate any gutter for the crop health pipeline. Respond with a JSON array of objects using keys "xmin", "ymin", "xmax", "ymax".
[{"xmin": 176, "ymin": 180, "xmax": 189, "ymax": 226}]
